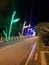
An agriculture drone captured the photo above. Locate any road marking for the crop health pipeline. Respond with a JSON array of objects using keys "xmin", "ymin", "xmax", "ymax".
[{"xmin": 25, "ymin": 43, "xmax": 36, "ymax": 65}]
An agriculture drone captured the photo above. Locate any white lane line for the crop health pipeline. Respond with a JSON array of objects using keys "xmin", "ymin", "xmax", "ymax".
[{"xmin": 25, "ymin": 43, "xmax": 37, "ymax": 65}]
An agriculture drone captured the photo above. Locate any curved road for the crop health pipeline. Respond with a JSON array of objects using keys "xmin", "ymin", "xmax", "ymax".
[{"xmin": 0, "ymin": 36, "xmax": 38, "ymax": 65}]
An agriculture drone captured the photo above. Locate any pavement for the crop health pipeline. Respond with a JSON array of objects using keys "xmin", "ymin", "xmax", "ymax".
[
  {"xmin": 0, "ymin": 37, "xmax": 26, "ymax": 48},
  {"xmin": 0, "ymin": 37, "xmax": 38, "ymax": 65}
]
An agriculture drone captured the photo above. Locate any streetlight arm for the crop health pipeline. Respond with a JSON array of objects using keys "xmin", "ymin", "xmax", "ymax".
[
  {"xmin": 13, "ymin": 18, "xmax": 20, "ymax": 23},
  {"xmin": 11, "ymin": 11, "xmax": 16, "ymax": 22}
]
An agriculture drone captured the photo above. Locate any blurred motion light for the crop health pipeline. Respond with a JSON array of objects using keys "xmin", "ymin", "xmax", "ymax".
[
  {"xmin": 28, "ymin": 28, "xmax": 36, "ymax": 37},
  {"xmin": 8, "ymin": 11, "xmax": 20, "ymax": 40}
]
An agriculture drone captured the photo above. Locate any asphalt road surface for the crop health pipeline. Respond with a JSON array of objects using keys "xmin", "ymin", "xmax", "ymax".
[{"xmin": 0, "ymin": 36, "xmax": 38, "ymax": 65}]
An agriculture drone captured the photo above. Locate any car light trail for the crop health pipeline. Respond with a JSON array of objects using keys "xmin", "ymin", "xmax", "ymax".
[{"xmin": 25, "ymin": 43, "xmax": 37, "ymax": 65}]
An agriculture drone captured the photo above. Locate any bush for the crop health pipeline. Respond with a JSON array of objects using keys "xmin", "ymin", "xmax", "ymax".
[{"xmin": 35, "ymin": 22, "xmax": 49, "ymax": 46}]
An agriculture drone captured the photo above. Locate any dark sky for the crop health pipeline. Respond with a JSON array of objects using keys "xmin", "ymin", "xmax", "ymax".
[
  {"xmin": 18, "ymin": 0, "xmax": 49, "ymax": 24},
  {"xmin": 0, "ymin": 0, "xmax": 49, "ymax": 26},
  {"xmin": 14, "ymin": 0, "xmax": 49, "ymax": 26}
]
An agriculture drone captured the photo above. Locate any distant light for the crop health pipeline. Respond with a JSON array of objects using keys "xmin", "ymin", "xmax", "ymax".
[
  {"xmin": 27, "ymin": 28, "xmax": 36, "ymax": 37},
  {"xmin": 30, "ymin": 28, "xmax": 36, "ymax": 37},
  {"xmin": 8, "ymin": 11, "xmax": 20, "ymax": 40},
  {"xmin": 28, "ymin": 24, "xmax": 31, "ymax": 27},
  {"xmin": 22, "ymin": 21, "xmax": 28, "ymax": 35}
]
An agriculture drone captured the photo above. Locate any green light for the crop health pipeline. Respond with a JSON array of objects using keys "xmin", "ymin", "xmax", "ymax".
[
  {"xmin": 3, "ymin": 11, "xmax": 20, "ymax": 40},
  {"xmin": 3, "ymin": 30, "xmax": 7, "ymax": 40},
  {"xmin": 8, "ymin": 11, "xmax": 20, "ymax": 40},
  {"xmin": 13, "ymin": 19, "xmax": 20, "ymax": 23}
]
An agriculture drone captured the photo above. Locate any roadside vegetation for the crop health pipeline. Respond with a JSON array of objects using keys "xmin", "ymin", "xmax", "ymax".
[{"xmin": 35, "ymin": 22, "xmax": 49, "ymax": 46}]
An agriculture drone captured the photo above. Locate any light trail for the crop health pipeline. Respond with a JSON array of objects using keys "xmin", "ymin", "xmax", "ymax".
[{"xmin": 25, "ymin": 43, "xmax": 37, "ymax": 65}]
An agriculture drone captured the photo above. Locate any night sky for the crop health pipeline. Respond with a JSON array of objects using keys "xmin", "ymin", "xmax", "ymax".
[{"xmin": 0, "ymin": 0, "xmax": 49, "ymax": 26}]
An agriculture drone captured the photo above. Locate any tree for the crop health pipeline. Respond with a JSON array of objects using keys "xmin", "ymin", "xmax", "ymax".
[
  {"xmin": 0, "ymin": 15, "xmax": 5, "ymax": 37},
  {"xmin": 3, "ymin": 11, "xmax": 20, "ymax": 40},
  {"xmin": 35, "ymin": 22, "xmax": 49, "ymax": 46}
]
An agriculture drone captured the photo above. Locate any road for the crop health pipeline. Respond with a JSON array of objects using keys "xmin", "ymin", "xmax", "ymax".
[{"xmin": 0, "ymin": 36, "xmax": 38, "ymax": 65}]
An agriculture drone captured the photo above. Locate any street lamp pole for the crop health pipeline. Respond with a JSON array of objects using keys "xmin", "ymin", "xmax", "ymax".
[{"xmin": 8, "ymin": 11, "xmax": 20, "ymax": 40}]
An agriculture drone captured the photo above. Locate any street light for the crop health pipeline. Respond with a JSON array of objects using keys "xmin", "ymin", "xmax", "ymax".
[
  {"xmin": 8, "ymin": 11, "xmax": 20, "ymax": 40},
  {"xmin": 22, "ymin": 21, "xmax": 28, "ymax": 35}
]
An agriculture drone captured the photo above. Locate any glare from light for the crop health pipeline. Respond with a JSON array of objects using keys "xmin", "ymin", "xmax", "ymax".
[
  {"xmin": 22, "ymin": 21, "xmax": 28, "ymax": 35},
  {"xmin": 8, "ymin": 11, "xmax": 20, "ymax": 40},
  {"xmin": 29, "ymin": 28, "xmax": 36, "ymax": 37},
  {"xmin": 3, "ymin": 30, "xmax": 7, "ymax": 40}
]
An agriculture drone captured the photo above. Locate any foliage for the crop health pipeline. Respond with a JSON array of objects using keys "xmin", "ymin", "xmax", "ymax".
[
  {"xmin": 0, "ymin": 15, "xmax": 22, "ymax": 38},
  {"xmin": 35, "ymin": 22, "xmax": 49, "ymax": 46},
  {"xmin": 0, "ymin": 15, "xmax": 5, "ymax": 37}
]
